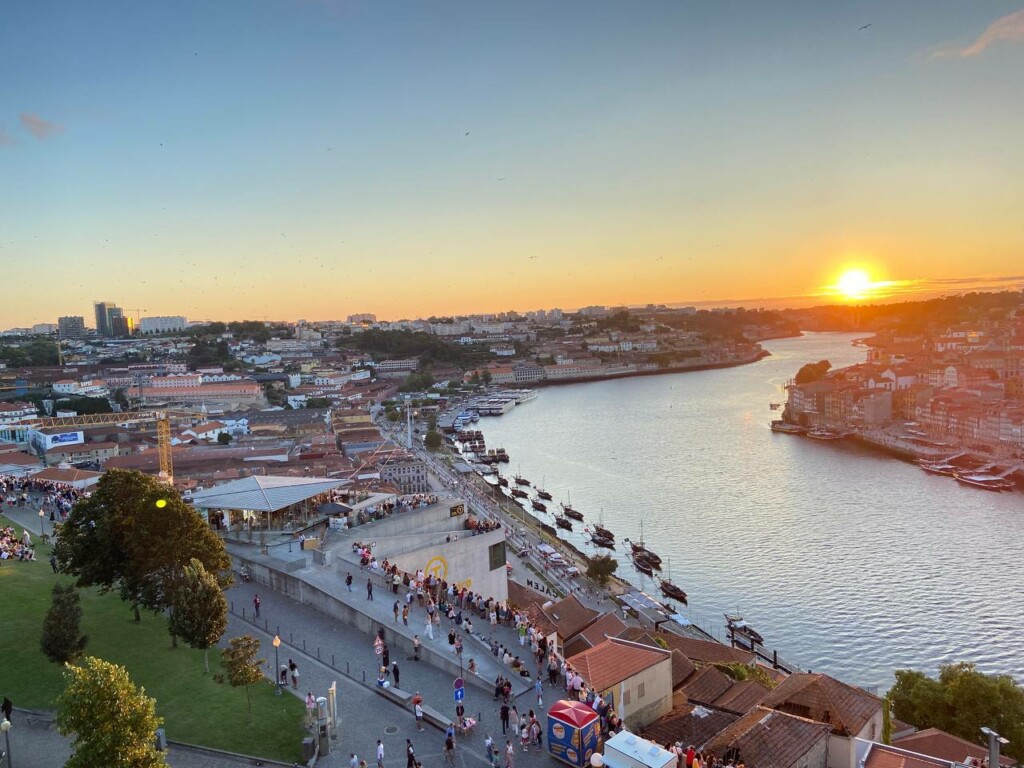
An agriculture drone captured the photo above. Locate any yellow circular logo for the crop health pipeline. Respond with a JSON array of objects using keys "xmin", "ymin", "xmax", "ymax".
[{"xmin": 424, "ymin": 556, "xmax": 448, "ymax": 581}]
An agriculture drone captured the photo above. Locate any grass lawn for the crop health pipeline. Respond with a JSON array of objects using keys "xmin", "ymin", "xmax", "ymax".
[{"xmin": 0, "ymin": 517, "xmax": 306, "ymax": 762}]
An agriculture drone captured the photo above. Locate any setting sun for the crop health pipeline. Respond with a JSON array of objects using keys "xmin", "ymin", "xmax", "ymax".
[{"xmin": 836, "ymin": 269, "xmax": 872, "ymax": 299}]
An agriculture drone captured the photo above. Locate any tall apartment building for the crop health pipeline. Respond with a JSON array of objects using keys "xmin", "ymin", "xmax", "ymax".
[
  {"xmin": 93, "ymin": 301, "xmax": 122, "ymax": 337},
  {"xmin": 110, "ymin": 315, "xmax": 134, "ymax": 337},
  {"xmin": 347, "ymin": 313, "xmax": 376, "ymax": 324},
  {"xmin": 58, "ymin": 316, "xmax": 87, "ymax": 339},
  {"xmin": 139, "ymin": 315, "xmax": 188, "ymax": 334}
]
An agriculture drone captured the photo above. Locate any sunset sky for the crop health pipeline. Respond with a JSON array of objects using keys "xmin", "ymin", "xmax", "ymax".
[{"xmin": 2, "ymin": 1, "xmax": 1023, "ymax": 327}]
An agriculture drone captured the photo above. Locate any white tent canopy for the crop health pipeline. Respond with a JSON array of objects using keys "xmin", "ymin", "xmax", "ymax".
[{"xmin": 190, "ymin": 476, "xmax": 348, "ymax": 512}]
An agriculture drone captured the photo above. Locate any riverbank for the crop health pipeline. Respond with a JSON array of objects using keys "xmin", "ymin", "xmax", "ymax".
[{"xmin": 531, "ymin": 350, "xmax": 771, "ymax": 389}]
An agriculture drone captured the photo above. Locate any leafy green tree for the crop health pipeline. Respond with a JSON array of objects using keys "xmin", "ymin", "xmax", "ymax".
[
  {"xmin": 882, "ymin": 694, "xmax": 892, "ymax": 745},
  {"xmin": 585, "ymin": 554, "xmax": 618, "ymax": 585},
  {"xmin": 481, "ymin": 369, "xmax": 492, "ymax": 385},
  {"xmin": 794, "ymin": 360, "xmax": 832, "ymax": 384},
  {"xmin": 888, "ymin": 663, "xmax": 1024, "ymax": 760},
  {"xmin": 217, "ymin": 431, "xmax": 233, "ymax": 444},
  {"xmin": 41, "ymin": 584, "xmax": 88, "ymax": 664},
  {"xmin": 168, "ymin": 559, "xmax": 228, "ymax": 673},
  {"xmin": 56, "ymin": 656, "xmax": 167, "ymax": 768},
  {"xmin": 55, "ymin": 470, "xmax": 231, "ymax": 624},
  {"xmin": 386, "ymin": 410, "xmax": 401, "ymax": 423},
  {"xmin": 222, "ymin": 635, "xmax": 265, "ymax": 720},
  {"xmin": 424, "ymin": 430, "xmax": 442, "ymax": 450}
]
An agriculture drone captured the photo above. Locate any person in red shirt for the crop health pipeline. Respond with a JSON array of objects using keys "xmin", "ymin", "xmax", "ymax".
[{"xmin": 686, "ymin": 746, "xmax": 696, "ymax": 768}]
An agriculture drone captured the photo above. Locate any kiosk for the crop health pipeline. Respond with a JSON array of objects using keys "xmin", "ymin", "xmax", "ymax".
[{"xmin": 547, "ymin": 700, "xmax": 600, "ymax": 768}]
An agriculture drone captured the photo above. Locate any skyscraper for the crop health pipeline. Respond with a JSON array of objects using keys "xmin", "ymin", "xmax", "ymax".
[{"xmin": 94, "ymin": 301, "xmax": 115, "ymax": 336}]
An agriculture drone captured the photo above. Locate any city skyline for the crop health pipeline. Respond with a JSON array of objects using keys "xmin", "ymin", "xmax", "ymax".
[{"xmin": 2, "ymin": 1, "xmax": 1023, "ymax": 328}]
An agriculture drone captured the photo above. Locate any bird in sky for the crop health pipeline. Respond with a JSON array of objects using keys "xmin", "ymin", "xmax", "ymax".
[{"xmin": 858, "ymin": 23, "xmax": 872, "ymax": 31}]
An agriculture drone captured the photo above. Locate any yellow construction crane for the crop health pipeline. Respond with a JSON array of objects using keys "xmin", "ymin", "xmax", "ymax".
[{"xmin": 22, "ymin": 409, "xmax": 206, "ymax": 486}]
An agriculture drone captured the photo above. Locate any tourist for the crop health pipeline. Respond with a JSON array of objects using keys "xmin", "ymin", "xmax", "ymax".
[
  {"xmin": 392, "ymin": 661, "xmax": 400, "ymax": 688},
  {"xmin": 505, "ymin": 740, "xmax": 515, "ymax": 768},
  {"xmin": 377, "ymin": 740, "xmax": 385, "ymax": 768},
  {"xmin": 346, "ymin": 572, "xmax": 353, "ymax": 591},
  {"xmin": 500, "ymin": 703, "xmax": 510, "ymax": 734},
  {"xmin": 406, "ymin": 740, "xmax": 416, "ymax": 768},
  {"xmin": 289, "ymin": 659, "xmax": 300, "ymax": 689},
  {"xmin": 414, "ymin": 697, "xmax": 425, "ymax": 731},
  {"xmin": 413, "ymin": 635, "xmax": 421, "ymax": 660},
  {"xmin": 367, "ymin": 578, "xmax": 374, "ymax": 600},
  {"xmin": 253, "ymin": 593, "xmax": 261, "ymax": 618},
  {"xmin": 393, "ymin": 600, "xmax": 400, "ymax": 622},
  {"xmin": 424, "ymin": 616, "xmax": 434, "ymax": 641}
]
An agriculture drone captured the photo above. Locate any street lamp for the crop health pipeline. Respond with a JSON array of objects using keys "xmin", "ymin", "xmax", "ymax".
[
  {"xmin": 1, "ymin": 717, "xmax": 12, "ymax": 768},
  {"xmin": 981, "ymin": 727, "xmax": 1009, "ymax": 768},
  {"xmin": 273, "ymin": 635, "xmax": 282, "ymax": 696}
]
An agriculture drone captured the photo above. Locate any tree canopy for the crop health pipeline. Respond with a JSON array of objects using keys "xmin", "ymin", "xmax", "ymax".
[
  {"xmin": 423, "ymin": 430, "xmax": 442, "ymax": 450},
  {"xmin": 585, "ymin": 554, "xmax": 618, "ymax": 586},
  {"xmin": 56, "ymin": 656, "xmax": 167, "ymax": 768},
  {"xmin": 888, "ymin": 662, "xmax": 1024, "ymax": 760},
  {"xmin": 0, "ymin": 339, "xmax": 60, "ymax": 367},
  {"xmin": 54, "ymin": 470, "xmax": 231, "ymax": 621},
  {"xmin": 222, "ymin": 635, "xmax": 265, "ymax": 718},
  {"xmin": 41, "ymin": 583, "xmax": 88, "ymax": 664},
  {"xmin": 794, "ymin": 359, "xmax": 832, "ymax": 385},
  {"xmin": 168, "ymin": 558, "xmax": 228, "ymax": 673}
]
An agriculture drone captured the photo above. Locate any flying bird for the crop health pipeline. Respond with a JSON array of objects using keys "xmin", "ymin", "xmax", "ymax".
[{"xmin": 858, "ymin": 23, "xmax": 872, "ymax": 31}]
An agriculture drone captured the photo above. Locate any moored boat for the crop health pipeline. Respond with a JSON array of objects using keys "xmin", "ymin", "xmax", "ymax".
[
  {"xmin": 725, "ymin": 614, "xmax": 764, "ymax": 646},
  {"xmin": 770, "ymin": 420, "xmax": 805, "ymax": 434},
  {"xmin": 590, "ymin": 533, "xmax": 615, "ymax": 549},
  {"xmin": 555, "ymin": 516, "xmax": 573, "ymax": 531},
  {"xmin": 531, "ymin": 499, "xmax": 547, "ymax": 512},
  {"xmin": 510, "ymin": 488, "xmax": 529, "ymax": 499},
  {"xmin": 918, "ymin": 460, "xmax": 958, "ymax": 476},
  {"xmin": 563, "ymin": 507, "xmax": 584, "ymax": 522},
  {"xmin": 660, "ymin": 580, "xmax": 687, "ymax": 604},
  {"xmin": 497, "ymin": 476, "xmax": 509, "ymax": 487},
  {"xmin": 514, "ymin": 475, "xmax": 531, "ymax": 486},
  {"xmin": 632, "ymin": 552, "xmax": 654, "ymax": 576},
  {"xmin": 954, "ymin": 471, "xmax": 1014, "ymax": 491},
  {"xmin": 807, "ymin": 427, "xmax": 847, "ymax": 441},
  {"xmin": 593, "ymin": 524, "xmax": 614, "ymax": 540}
]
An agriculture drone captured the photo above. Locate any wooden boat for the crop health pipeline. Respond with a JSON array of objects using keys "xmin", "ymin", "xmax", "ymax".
[
  {"xmin": 659, "ymin": 559, "xmax": 687, "ymax": 604},
  {"xmin": 497, "ymin": 476, "xmax": 509, "ymax": 487},
  {"xmin": 555, "ymin": 516, "xmax": 573, "ymax": 531},
  {"xmin": 725, "ymin": 614, "xmax": 764, "ymax": 646},
  {"xmin": 626, "ymin": 523, "xmax": 662, "ymax": 568},
  {"xmin": 590, "ymin": 533, "xmax": 615, "ymax": 549},
  {"xmin": 632, "ymin": 552, "xmax": 654, "ymax": 576},
  {"xmin": 531, "ymin": 499, "xmax": 547, "ymax": 512},
  {"xmin": 536, "ymin": 488, "xmax": 553, "ymax": 501},
  {"xmin": 563, "ymin": 507, "xmax": 584, "ymax": 522},
  {"xmin": 510, "ymin": 488, "xmax": 529, "ymax": 499}
]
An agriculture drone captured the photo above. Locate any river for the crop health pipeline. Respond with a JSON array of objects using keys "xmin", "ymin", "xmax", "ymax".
[{"xmin": 476, "ymin": 332, "xmax": 1024, "ymax": 690}]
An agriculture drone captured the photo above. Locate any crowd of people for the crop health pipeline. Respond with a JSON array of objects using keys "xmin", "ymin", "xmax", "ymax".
[
  {"xmin": 0, "ymin": 525, "xmax": 37, "ymax": 562},
  {"xmin": 662, "ymin": 743, "xmax": 745, "ymax": 768},
  {"xmin": 0, "ymin": 474, "xmax": 87, "ymax": 522}
]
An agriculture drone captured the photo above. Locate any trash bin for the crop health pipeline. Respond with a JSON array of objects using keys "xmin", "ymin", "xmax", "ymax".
[
  {"xmin": 301, "ymin": 737, "xmax": 316, "ymax": 761},
  {"xmin": 154, "ymin": 728, "xmax": 167, "ymax": 751}
]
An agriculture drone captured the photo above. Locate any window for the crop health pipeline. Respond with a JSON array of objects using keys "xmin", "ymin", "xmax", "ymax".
[
  {"xmin": 637, "ymin": 682, "xmax": 645, "ymax": 699},
  {"xmin": 622, "ymin": 689, "xmax": 631, "ymax": 706},
  {"xmin": 488, "ymin": 541, "xmax": 506, "ymax": 571}
]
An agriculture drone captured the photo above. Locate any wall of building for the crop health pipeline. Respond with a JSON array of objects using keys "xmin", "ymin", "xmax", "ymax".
[
  {"xmin": 389, "ymin": 529, "xmax": 509, "ymax": 603},
  {"xmin": 613, "ymin": 657, "xmax": 672, "ymax": 730}
]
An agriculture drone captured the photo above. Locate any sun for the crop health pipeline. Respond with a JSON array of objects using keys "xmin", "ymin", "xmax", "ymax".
[{"xmin": 836, "ymin": 268, "xmax": 872, "ymax": 299}]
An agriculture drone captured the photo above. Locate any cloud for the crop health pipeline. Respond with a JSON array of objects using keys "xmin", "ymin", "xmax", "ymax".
[
  {"xmin": 0, "ymin": 129, "xmax": 16, "ymax": 147},
  {"xmin": 19, "ymin": 112, "xmax": 65, "ymax": 139},
  {"xmin": 935, "ymin": 8, "xmax": 1024, "ymax": 58}
]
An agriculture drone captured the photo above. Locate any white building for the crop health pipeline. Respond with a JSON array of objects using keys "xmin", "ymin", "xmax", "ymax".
[{"xmin": 139, "ymin": 316, "xmax": 188, "ymax": 334}]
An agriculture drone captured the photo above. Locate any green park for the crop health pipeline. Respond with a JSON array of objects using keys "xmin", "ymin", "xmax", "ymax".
[{"xmin": 0, "ymin": 480, "xmax": 307, "ymax": 763}]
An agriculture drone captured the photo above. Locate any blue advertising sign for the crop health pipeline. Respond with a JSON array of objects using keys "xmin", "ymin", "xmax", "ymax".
[{"xmin": 50, "ymin": 432, "xmax": 81, "ymax": 446}]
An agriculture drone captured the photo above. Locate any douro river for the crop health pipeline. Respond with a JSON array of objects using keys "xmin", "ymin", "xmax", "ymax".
[{"xmin": 479, "ymin": 332, "xmax": 1023, "ymax": 690}]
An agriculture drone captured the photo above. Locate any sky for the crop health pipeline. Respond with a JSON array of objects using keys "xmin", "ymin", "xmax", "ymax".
[{"xmin": 2, "ymin": 1, "xmax": 1023, "ymax": 327}]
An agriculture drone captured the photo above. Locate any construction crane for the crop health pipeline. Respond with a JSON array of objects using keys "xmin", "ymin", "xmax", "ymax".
[{"xmin": 21, "ymin": 409, "xmax": 206, "ymax": 486}]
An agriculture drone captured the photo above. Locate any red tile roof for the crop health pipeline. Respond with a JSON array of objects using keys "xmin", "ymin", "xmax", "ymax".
[
  {"xmin": 568, "ymin": 637, "xmax": 671, "ymax": 692},
  {"xmin": 760, "ymin": 672, "xmax": 882, "ymax": 737},
  {"xmin": 863, "ymin": 744, "xmax": 952, "ymax": 768},
  {"xmin": 893, "ymin": 728, "xmax": 1016, "ymax": 767},
  {"xmin": 642, "ymin": 703, "xmax": 739, "ymax": 750},
  {"xmin": 619, "ymin": 627, "xmax": 757, "ymax": 666},
  {"xmin": 542, "ymin": 593, "xmax": 600, "ymax": 639},
  {"xmin": 704, "ymin": 706, "xmax": 832, "ymax": 767},
  {"xmin": 566, "ymin": 612, "xmax": 628, "ymax": 651},
  {"xmin": 681, "ymin": 666, "xmax": 734, "ymax": 706},
  {"xmin": 32, "ymin": 467, "xmax": 102, "ymax": 483},
  {"xmin": 713, "ymin": 680, "xmax": 769, "ymax": 715}
]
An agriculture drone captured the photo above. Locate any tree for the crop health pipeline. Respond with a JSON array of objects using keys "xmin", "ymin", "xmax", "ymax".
[
  {"xmin": 222, "ymin": 635, "xmax": 265, "ymax": 720},
  {"xmin": 794, "ymin": 359, "xmax": 832, "ymax": 385},
  {"xmin": 41, "ymin": 584, "xmax": 88, "ymax": 664},
  {"xmin": 168, "ymin": 559, "xmax": 228, "ymax": 674},
  {"xmin": 424, "ymin": 430, "xmax": 442, "ymax": 450},
  {"xmin": 55, "ymin": 469, "xmax": 231, "ymax": 624},
  {"xmin": 586, "ymin": 554, "xmax": 618, "ymax": 585},
  {"xmin": 217, "ymin": 431, "xmax": 233, "ymax": 444},
  {"xmin": 888, "ymin": 663, "xmax": 1024, "ymax": 760},
  {"xmin": 386, "ymin": 410, "xmax": 401, "ymax": 423},
  {"xmin": 480, "ymin": 369, "xmax": 492, "ymax": 385},
  {"xmin": 881, "ymin": 694, "xmax": 892, "ymax": 745},
  {"xmin": 56, "ymin": 656, "xmax": 167, "ymax": 768}
]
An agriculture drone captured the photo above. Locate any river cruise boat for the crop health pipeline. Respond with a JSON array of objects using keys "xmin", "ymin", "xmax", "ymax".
[
  {"xmin": 807, "ymin": 428, "xmax": 847, "ymax": 440},
  {"xmin": 918, "ymin": 460, "xmax": 958, "ymax": 476},
  {"xmin": 725, "ymin": 614, "xmax": 764, "ymax": 646},
  {"xmin": 954, "ymin": 471, "xmax": 1014, "ymax": 491},
  {"xmin": 770, "ymin": 420, "xmax": 805, "ymax": 434}
]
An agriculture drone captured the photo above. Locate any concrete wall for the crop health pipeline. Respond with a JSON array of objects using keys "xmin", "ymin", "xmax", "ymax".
[
  {"xmin": 800, "ymin": 734, "xmax": 829, "ymax": 768},
  {"xmin": 389, "ymin": 528, "xmax": 509, "ymax": 603}
]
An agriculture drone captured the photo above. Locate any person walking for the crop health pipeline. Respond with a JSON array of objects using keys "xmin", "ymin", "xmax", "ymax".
[
  {"xmin": 424, "ymin": 616, "xmax": 434, "ymax": 641},
  {"xmin": 444, "ymin": 733, "xmax": 456, "ymax": 767},
  {"xmin": 402, "ymin": 604, "xmax": 410, "ymax": 626},
  {"xmin": 289, "ymin": 659, "xmax": 300, "ymax": 689},
  {"xmin": 499, "ymin": 703, "xmax": 510, "ymax": 735},
  {"xmin": 253, "ymin": 593, "xmax": 261, "ymax": 618},
  {"xmin": 504, "ymin": 740, "xmax": 515, "ymax": 768},
  {"xmin": 406, "ymin": 740, "xmax": 416, "ymax": 768},
  {"xmin": 350, "ymin": 754, "xmax": 359, "ymax": 768},
  {"xmin": 535, "ymin": 677, "xmax": 544, "ymax": 706},
  {"xmin": 305, "ymin": 691, "xmax": 317, "ymax": 728},
  {"xmin": 346, "ymin": 572, "xmax": 353, "ymax": 591},
  {"xmin": 367, "ymin": 578, "xmax": 374, "ymax": 601},
  {"xmin": 414, "ymin": 698, "xmax": 425, "ymax": 731},
  {"xmin": 485, "ymin": 734, "xmax": 497, "ymax": 768},
  {"xmin": 394, "ymin": 600, "xmax": 400, "ymax": 622},
  {"xmin": 413, "ymin": 635, "xmax": 421, "ymax": 661},
  {"xmin": 392, "ymin": 661, "xmax": 401, "ymax": 688},
  {"xmin": 376, "ymin": 740, "xmax": 385, "ymax": 768}
]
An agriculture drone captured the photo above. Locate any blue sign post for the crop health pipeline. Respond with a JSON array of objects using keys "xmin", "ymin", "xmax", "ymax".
[{"xmin": 453, "ymin": 677, "xmax": 465, "ymax": 702}]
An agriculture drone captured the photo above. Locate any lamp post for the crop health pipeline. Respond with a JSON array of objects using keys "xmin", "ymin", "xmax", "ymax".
[
  {"xmin": 981, "ymin": 726, "xmax": 1009, "ymax": 768},
  {"xmin": 38, "ymin": 509, "xmax": 45, "ymax": 537},
  {"xmin": 2, "ymin": 717, "xmax": 12, "ymax": 768},
  {"xmin": 273, "ymin": 635, "xmax": 282, "ymax": 696}
]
